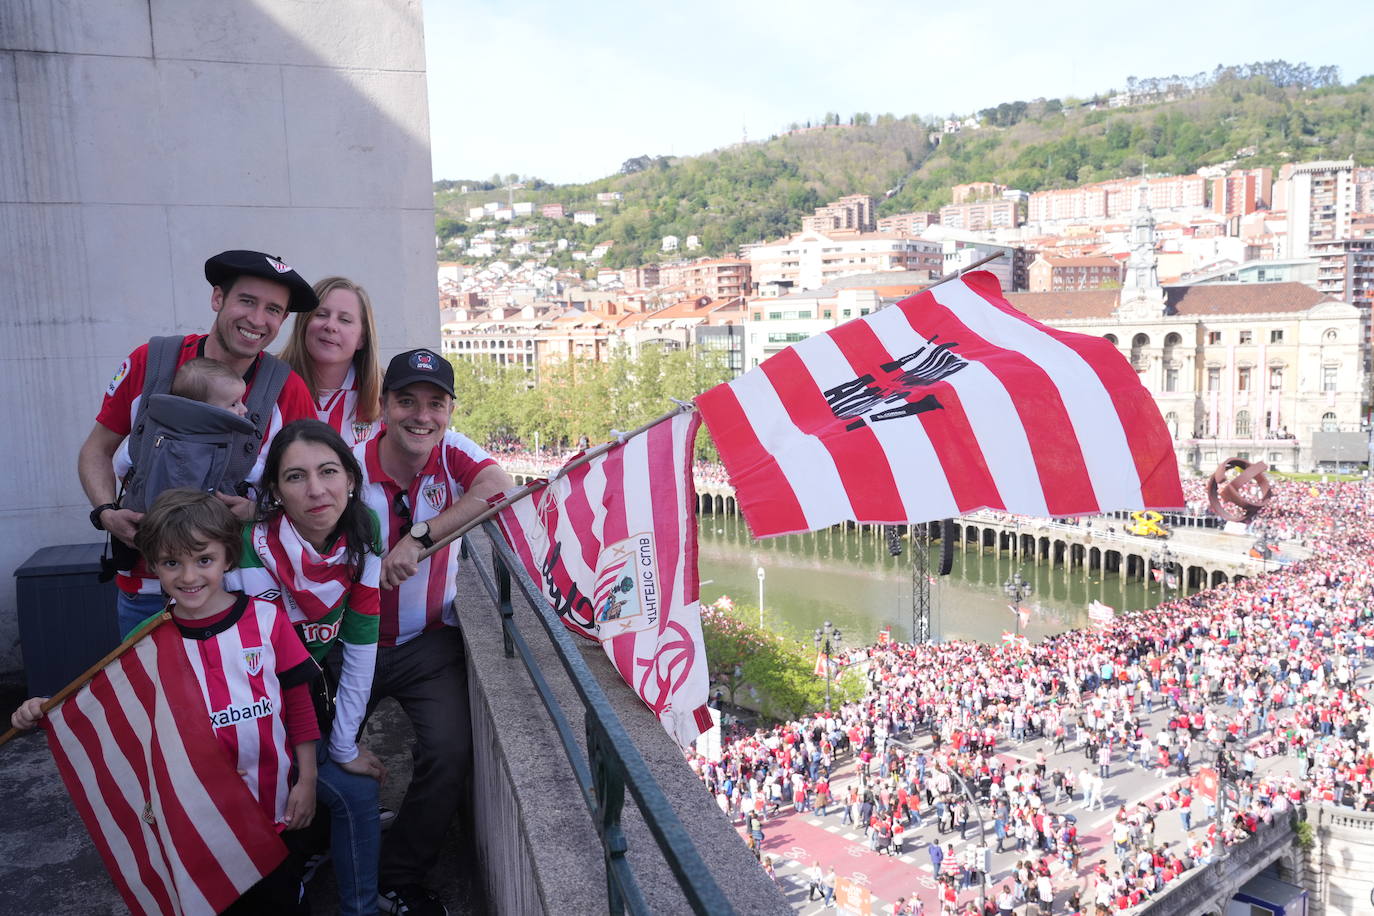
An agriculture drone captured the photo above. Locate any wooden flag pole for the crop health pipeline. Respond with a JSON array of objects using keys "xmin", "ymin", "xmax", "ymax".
[
  {"xmin": 0, "ymin": 611, "xmax": 173, "ymax": 749},
  {"xmin": 418, "ymin": 400, "xmax": 695, "ymax": 561}
]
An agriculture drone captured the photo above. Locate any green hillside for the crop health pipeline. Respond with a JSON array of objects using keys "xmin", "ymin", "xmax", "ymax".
[{"xmin": 435, "ymin": 61, "xmax": 1374, "ymax": 270}]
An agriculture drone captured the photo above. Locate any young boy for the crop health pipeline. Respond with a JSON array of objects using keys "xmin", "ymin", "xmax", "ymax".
[{"xmin": 12, "ymin": 488, "xmax": 320, "ymax": 913}]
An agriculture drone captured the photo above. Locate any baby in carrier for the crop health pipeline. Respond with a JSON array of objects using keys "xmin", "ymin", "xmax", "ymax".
[{"xmin": 112, "ymin": 357, "xmax": 249, "ymax": 482}]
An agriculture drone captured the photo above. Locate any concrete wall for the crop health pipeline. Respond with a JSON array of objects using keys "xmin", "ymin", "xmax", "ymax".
[{"xmin": 0, "ymin": 0, "xmax": 436, "ymax": 678}]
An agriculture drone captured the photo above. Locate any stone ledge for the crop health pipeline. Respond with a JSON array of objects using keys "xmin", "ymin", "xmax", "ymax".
[{"xmin": 457, "ymin": 528, "xmax": 788, "ymax": 914}]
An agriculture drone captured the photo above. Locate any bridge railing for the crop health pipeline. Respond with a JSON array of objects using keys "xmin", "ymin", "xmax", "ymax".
[
  {"xmin": 963, "ymin": 511, "xmax": 1267, "ymax": 570},
  {"xmin": 1135, "ymin": 811, "xmax": 1298, "ymax": 916},
  {"xmin": 465, "ymin": 521, "xmax": 734, "ymax": 915}
]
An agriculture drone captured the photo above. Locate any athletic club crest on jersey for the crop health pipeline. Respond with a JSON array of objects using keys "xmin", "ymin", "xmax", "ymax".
[
  {"xmin": 352, "ymin": 420, "xmax": 373, "ymax": 444},
  {"xmin": 241, "ymin": 648, "xmax": 264, "ymax": 677},
  {"xmin": 423, "ymin": 482, "xmax": 446, "ymax": 512}
]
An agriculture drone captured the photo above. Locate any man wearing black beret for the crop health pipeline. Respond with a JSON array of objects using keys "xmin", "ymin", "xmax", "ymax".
[{"xmin": 78, "ymin": 249, "xmax": 320, "ymax": 635}]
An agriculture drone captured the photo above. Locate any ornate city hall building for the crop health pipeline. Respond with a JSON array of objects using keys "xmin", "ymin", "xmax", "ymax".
[{"xmin": 1006, "ymin": 188, "xmax": 1370, "ymax": 474}]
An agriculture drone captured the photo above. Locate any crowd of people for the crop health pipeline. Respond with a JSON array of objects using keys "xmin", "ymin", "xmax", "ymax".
[{"xmin": 690, "ymin": 477, "xmax": 1374, "ymax": 914}]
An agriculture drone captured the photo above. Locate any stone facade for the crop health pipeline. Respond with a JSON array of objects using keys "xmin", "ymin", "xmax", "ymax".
[
  {"xmin": 1304, "ymin": 804, "xmax": 1374, "ymax": 915},
  {"xmin": 1005, "ymin": 192, "xmax": 1369, "ymax": 475}
]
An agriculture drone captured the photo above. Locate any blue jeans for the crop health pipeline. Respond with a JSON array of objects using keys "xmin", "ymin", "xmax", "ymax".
[
  {"xmin": 316, "ymin": 747, "xmax": 381, "ymax": 916},
  {"xmin": 117, "ymin": 590, "xmax": 166, "ymax": 638}
]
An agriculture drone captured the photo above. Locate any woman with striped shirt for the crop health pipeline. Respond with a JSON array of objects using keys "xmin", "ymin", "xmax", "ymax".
[
  {"xmin": 280, "ymin": 277, "xmax": 383, "ymax": 447},
  {"xmin": 237, "ymin": 419, "xmax": 384, "ymax": 915}
]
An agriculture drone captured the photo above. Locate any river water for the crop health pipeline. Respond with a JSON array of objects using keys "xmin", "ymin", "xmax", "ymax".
[{"xmin": 697, "ymin": 515, "xmax": 1194, "ymax": 647}]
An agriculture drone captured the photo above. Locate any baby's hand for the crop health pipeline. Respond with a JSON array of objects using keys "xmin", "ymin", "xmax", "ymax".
[{"xmin": 10, "ymin": 697, "xmax": 49, "ymax": 731}]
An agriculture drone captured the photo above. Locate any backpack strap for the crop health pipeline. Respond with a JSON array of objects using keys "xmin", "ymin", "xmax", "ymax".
[
  {"xmin": 223, "ymin": 352, "xmax": 293, "ymax": 489},
  {"xmin": 122, "ymin": 335, "xmax": 187, "ymax": 491}
]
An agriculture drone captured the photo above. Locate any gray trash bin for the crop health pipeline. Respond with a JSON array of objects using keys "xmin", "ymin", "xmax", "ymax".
[{"xmin": 15, "ymin": 543, "xmax": 121, "ymax": 697}]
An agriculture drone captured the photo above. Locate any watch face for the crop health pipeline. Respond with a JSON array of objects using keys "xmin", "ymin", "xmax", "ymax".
[{"xmin": 411, "ymin": 522, "xmax": 428, "ymax": 539}]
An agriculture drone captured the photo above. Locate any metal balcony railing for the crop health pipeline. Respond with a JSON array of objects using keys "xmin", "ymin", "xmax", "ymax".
[{"xmin": 465, "ymin": 523, "xmax": 733, "ymax": 915}]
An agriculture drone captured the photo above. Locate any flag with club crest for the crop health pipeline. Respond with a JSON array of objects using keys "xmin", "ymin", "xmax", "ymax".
[
  {"xmin": 695, "ymin": 271, "xmax": 1183, "ymax": 538},
  {"xmin": 493, "ymin": 409, "xmax": 713, "ymax": 746},
  {"xmin": 39, "ymin": 615, "xmax": 286, "ymax": 915}
]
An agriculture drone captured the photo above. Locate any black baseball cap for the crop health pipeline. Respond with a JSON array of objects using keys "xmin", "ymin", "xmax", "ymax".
[
  {"xmin": 384, "ymin": 348, "xmax": 455, "ymax": 397},
  {"xmin": 204, "ymin": 249, "xmax": 318, "ymax": 312}
]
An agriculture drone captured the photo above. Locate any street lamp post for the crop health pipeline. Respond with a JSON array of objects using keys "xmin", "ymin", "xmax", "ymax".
[
  {"xmin": 945, "ymin": 766, "xmax": 989, "ymax": 915},
  {"xmin": 1003, "ymin": 571, "xmax": 1033, "ymax": 637},
  {"xmin": 1152, "ymin": 545, "xmax": 1176, "ymax": 593},
  {"xmin": 756, "ymin": 566, "xmax": 766, "ymax": 629},
  {"xmin": 813, "ymin": 621, "xmax": 842, "ymax": 713}
]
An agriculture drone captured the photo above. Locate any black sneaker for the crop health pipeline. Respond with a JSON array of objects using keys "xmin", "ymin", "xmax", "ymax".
[{"xmin": 378, "ymin": 885, "xmax": 448, "ymax": 916}]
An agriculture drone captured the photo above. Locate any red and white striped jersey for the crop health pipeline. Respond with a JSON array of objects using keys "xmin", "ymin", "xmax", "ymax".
[
  {"xmin": 315, "ymin": 365, "xmax": 381, "ymax": 446},
  {"xmin": 175, "ymin": 596, "xmax": 318, "ymax": 828},
  {"xmin": 96, "ymin": 334, "xmax": 316, "ymax": 595},
  {"xmin": 354, "ymin": 430, "xmax": 495, "ymax": 647}
]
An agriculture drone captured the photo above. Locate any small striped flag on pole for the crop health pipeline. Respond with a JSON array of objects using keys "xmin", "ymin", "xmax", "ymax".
[
  {"xmin": 493, "ymin": 409, "xmax": 713, "ymax": 747},
  {"xmin": 41, "ymin": 615, "xmax": 286, "ymax": 915},
  {"xmin": 695, "ymin": 270, "xmax": 1183, "ymax": 538}
]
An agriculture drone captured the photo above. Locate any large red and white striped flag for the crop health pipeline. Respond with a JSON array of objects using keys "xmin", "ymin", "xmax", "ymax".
[
  {"xmin": 42, "ymin": 616, "xmax": 285, "ymax": 915},
  {"xmin": 493, "ymin": 409, "xmax": 714, "ymax": 747},
  {"xmin": 696, "ymin": 271, "xmax": 1183, "ymax": 537}
]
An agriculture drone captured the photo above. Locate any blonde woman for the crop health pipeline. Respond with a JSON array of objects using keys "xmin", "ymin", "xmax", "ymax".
[{"xmin": 280, "ymin": 276, "xmax": 382, "ymax": 445}]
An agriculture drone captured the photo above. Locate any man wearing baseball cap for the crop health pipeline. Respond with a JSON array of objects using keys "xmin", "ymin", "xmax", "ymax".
[
  {"xmin": 78, "ymin": 249, "xmax": 319, "ymax": 635},
  {"xmin": 350, "ymin": 348, "xmax": 513, "ymax": 915}
]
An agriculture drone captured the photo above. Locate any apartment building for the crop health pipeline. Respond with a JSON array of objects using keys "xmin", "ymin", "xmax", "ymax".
[
  {"xmin": 875, "ymin": 211, "xmax": 939, "ymax": 234},
  {"xmin": 938, "ymin": 199, "xmax": 1020, "ymax": 230},
  {"xmin": 1354, "ymin": 167, "xmax": 1374, "ymax": 213},
  {"xmin": 618, "ymin": 265, "xmax": 660, "ymax": 289},
  {"xmin": 1028, "ymin": 175, "xmax": 1207, "ymax": 223},
  {"xmin": 1313, "ymin": 238, "xmax": 1374, "ymax": 308},
  {"xmin": 747, "ymin": 231, "xmax": 941, "ymax": 291},
  {"xmin": 951, "ymin": 182, "xmax": 1006, "ymax": 203},
  {"xmin": 940, "ymin": 238, "xmax": 1029, "ymax": 292},
  {"xmin": 1283, "ymin": 159, "xmax": 1356, "ymax": 258},
  {"xmin": 741, "ymin": 275, "xmax": 930, "ymax": 369},
  {"xmin": 677, "ymin": 257, "xmax": 753, "ymax": 299},
  {"xmin": 1027, "ymin": 254, "xmax": 1123, "ymax": 292},
  {"xmin": 1211, "ymin": 168, "xmax": 1273, "ymax": 219},
  {"xmin": 800, "ymin": 194, "xmax": 876, "ymax": 233}
]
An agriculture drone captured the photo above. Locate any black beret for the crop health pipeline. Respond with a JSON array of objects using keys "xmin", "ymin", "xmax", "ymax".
[{"xmin": 204, "ymin": 250, "xmax": 318, "ymax": 312}]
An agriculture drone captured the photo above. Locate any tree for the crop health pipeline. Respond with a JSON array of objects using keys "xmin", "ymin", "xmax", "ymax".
[
  {"xmin": 700, "ymin": 602, "xmax": 769, "ymax": 706},
  {"xmin": 699, "ymin": 600, "xmax": 864, "ymax": 721},
  {"xmin": 435, "ymin": 217, "xmax": 468, "ymax": 239}
]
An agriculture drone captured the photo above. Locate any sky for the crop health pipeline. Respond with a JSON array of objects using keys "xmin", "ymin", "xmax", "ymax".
[{"xmin": 421, "ymin": 0, "xmax": 1374, "ymax": 186}]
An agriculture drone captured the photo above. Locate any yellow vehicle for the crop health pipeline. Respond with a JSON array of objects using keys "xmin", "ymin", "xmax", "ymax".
[{"xmin": 1125, "ymin": 510, "xmax": 1170, "ymax": 539}]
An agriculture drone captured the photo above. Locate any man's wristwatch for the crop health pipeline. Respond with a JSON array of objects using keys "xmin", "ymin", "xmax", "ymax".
[
  {"xmin": 90, "ymin": 503, "xmax": 120, "ymax": 531},
  {"xmin": 409, "ymin": 521, "xmax": 434, "ymax": 549}
]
